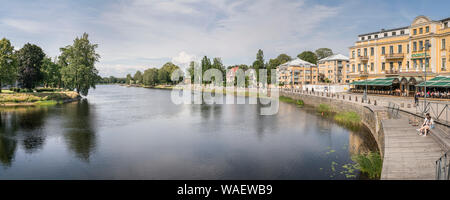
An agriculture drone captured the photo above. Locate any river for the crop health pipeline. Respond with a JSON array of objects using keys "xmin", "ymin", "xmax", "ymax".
[{"xmin": 0, "ymin": 85, "xmax": 378, "ymax": 179}]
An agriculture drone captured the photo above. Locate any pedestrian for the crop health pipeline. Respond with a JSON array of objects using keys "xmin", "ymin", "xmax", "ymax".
[{"xmin": 414, "ymin": 92, "xmax": 419, "ymax": 106}]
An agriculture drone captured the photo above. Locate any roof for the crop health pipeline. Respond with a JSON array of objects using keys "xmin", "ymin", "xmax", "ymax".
[
  {"xmin": 358, "ymin": 26, "xmax": 409, "ymax": 37},
  {"xmin": 278, "ymin": 58, "xmax": 316, "ymax": 68},
  {"xmin": 319, "ymin": 54, "xmax": 349, "ymax": 62}
]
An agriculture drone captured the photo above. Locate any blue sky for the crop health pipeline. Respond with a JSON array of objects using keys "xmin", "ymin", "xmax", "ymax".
[{"xmin": 1, "ymin": 0, "xmax": 449, "ymax": 77}]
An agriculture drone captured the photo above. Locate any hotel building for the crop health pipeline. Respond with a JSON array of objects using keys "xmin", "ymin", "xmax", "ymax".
[
  {"xmin": 277, "ymin": 58, "xmax": 318, "ymax": 88},
  {"xmin": 348, "ymin": 15, "xmax": 450, "ymax": 94},
  {"xmin": 317, "ymin": 54, "xmax": 350, "ymax": 84}
]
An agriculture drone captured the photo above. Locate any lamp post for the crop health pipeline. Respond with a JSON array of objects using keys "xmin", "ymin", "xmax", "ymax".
[
  {"xmin": 423, "ymin": 42, "xmax": 431, "ymax": 113},
  {"xmin": 363, "ymin": 64, "xmax": 368, "ymax": 102}
]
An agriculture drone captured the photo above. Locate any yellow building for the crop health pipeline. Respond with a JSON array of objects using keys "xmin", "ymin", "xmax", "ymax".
[
  {"xmin": 277, "ymin": 58, "xmax": 318, "ymax": 88},
  {"xmin": 349, "ymin": 15, "xmax": 450, "ymax": 95},
  {"xmin": 318, "ymin": 54, "xmax": 350, "ymax": 84}
]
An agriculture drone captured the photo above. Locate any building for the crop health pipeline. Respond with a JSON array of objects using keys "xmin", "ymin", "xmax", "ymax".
[
  {"xmin": 277, "ymin": 58, "xmax": 318, "ymax": 88},
  {"xmin": 226, "ymin": 66, "xmax": 239, "ymax": 85},
  {"xmin": 348, "ymin": 15, "xmax": 450, "ymax": 95},
  {"xmin": 317, "ymin": 54, "xmax": 350, "ymax": 84}
]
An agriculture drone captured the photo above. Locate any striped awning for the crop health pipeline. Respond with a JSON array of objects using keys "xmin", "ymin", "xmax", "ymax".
[
  {"xmin": 350, "ymin": 77, "xmax": 396, "ymax": 86},
  {"xmin": 416, "ymin": 76, "xmax": 450, "ymax": 88}
]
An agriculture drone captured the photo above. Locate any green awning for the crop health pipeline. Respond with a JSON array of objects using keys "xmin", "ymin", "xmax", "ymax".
[
  {"xmin": 416, "ymin": 76, "xmax": 450, "ymax": 88},
  {"xmin": 351, "ymin": 77, "xmax": 394, "ymax": 86}
]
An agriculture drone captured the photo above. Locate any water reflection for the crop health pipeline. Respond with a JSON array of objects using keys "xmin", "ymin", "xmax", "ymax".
[{"xmin": 63, "ymin": 99, "xmax": 97, "ymax": 161}]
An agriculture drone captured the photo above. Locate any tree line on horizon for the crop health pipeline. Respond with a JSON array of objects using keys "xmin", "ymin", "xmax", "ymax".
[
  {"xmin": 102, "ymin": 47, "xmax": 335, "ymax": 85},
  {"xmin": 0, "ymin": 33, "xmax": 101, "ymax": 96}
]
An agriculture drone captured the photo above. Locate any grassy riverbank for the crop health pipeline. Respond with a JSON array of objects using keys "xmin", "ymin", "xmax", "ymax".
[{"xmin": 0, "ymin": 90, "xmax": 80, "ymax": 106}]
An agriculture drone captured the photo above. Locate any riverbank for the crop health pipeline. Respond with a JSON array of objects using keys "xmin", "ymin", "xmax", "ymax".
[{"xmin": 0, "ymin": 90, "xmax": 81, "ymax": 107}]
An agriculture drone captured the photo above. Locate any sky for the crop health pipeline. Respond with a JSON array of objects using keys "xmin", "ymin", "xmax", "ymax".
[{"xmin": 1, "ymin": 0, "xmax": 449, "ymax": 77}]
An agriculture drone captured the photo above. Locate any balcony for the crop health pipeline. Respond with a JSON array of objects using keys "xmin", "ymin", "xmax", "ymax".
[
  {"xmin": 385, "ymin": 69, "xmax": 399, "ymax": 75},
  {"xmin": 385, "ymin": 53, "xmax": 405, "ymax": 60},
  {"xmin": 358, "ymin": 55, "xmax": 369, "ymax": 62},
  {"xmin": 359, "ymin": 71, "xmax": 369, "ymax": 77}
]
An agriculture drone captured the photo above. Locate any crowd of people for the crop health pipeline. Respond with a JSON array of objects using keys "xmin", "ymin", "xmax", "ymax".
[{"xmin": 415, "ymin": 90, "xmax": 450, "ymax": 99}]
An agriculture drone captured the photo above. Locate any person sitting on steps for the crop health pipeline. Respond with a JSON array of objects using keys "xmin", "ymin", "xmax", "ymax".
[{"xmin": 416, "ymin": 113, "xmax": 434, "ymax": 137}]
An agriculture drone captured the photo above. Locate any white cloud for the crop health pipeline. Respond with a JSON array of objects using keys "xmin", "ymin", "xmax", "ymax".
[
  {"xmin": 171, "ymin": 51, "xmax": 198, "ymax": 69},
  {"xmin": 2, "ymin": 19, "xmax": 43, "ymax": 33}
]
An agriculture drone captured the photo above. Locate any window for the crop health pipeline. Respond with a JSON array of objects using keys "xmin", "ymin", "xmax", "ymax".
[
  {"xmin": 357, "ymin": 49, "xmax": 361, "ymax": 56},
  {"xmin": 352, "ymin": 51, "xmax": 355, "ymax": 58},
  {"xmin": 407, "ymin": 44, "xmax": 410, "ymax": 53},
  {"xmin": 389, "ymin": 46, "xmax": 394, "ymax": 54},
  {"xmin": 407, "ymin": 61, "xmax": 410, "ymax": 69},
  {"xmin": 375, "ymin": 35, "xmax": 378, "ymax": 39},
  {"xmin": 413, "ymin": 29, "xmax": 417, "ymax": 35},
  {"xmin": 419, "ymin": 41, "xmax": 423, "ymax": 50},
  {"xmin": 419, "ymin": 28, "xmax": 423, "ymax": 34},
  {"xmin": 392, "ymin": 31, "xmax": 396, "ymax": 36},
  {"xmin": 443, "ymin": 58, "xmax": 447, "ymax": 71},
  {"xmin": 398, "ymin": 45, "xmax": 402, "ymax": 53},
  {"xmin": 400, "ymin": 30, "xmax": 405, "ymax": 35},
  {"xmin": 352, "ymin": 64, "xmax": 355, "ymax": 72},
  {"xmin": 425, "ymin": 40, "xmax": 430, "ymax": 50},
  {"xmin": 382, "ymin": 63, "xmax": 385, "ymax": 71},
  {"xmin": 358, "ymin": 64, "xmax": 361, "ymax": 72},
  {"xmin": 420, "ymin": 59, "xmax": 423, "ymax": 69},
  {"xmin": 384, "ymin": 33, "xmax": 388, "ymax": 37},
  {"xmin": 368, "ymin": 36, "xmax": 371, "ymax": 40},
  {"xmin": 426, "ymin": 26, "xmax": 429, "ymax": 33},
  {"xmin": 413, "ymin": 42, "xmax": 417, "ymax": 51},
  {"xmin": 370, "ymin": 47, "xmax": 374, "ymax": 56},
  {"xmin": 390, "ymin": 62, "xmax": 394, "ymax": 70},
  {"xmin": 364, "ymin": 64, "xmax": 367, "ymax": 72},
  {"xmin": 370, "ymin": 63, "xmax": 374, "ymax": 71},
  {"xmin": 361, "ymin": 37, "xmax": 365, "ymax": 40},
  {"xmin": 443, "ymin": 39, "xmax": 446, "ymax": 49},
  {"xmin": 398, "ymin": 61, "xmax": 402, "ymax": 70},
  {"xmin": 413, "ymin": 60, "xmax": 417, "ymax": 69},
  {"xmin": 364, "ymin": 48, "xmax": 367, "ymax": 56},
  {"xmin": 381, "ymin": 46, "xmax": 385, "ymax": 55}
]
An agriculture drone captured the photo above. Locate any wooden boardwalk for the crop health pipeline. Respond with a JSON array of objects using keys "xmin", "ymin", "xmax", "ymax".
[{"xmin": 381, "ymin": 118, "xmax": 444, "ymax": 180}]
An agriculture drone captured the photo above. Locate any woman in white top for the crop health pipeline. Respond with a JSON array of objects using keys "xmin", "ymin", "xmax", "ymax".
[{"xmin": 417, "ymin": 113, "xmax": 434, "ymax": 136}]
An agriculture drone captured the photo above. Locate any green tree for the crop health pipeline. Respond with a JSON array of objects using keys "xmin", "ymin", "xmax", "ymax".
[
  {"xmin": 297, "ymin": 51, "xmax": 318, "ymax": 64},
  {"xmin": 143, "ymin": 68, "xmax": 159, "ymax": 86},
  {"xmin": 315, "ymin": 48, "xmax": 333, "ymax": 60},
  {"xmin": 252, "ymin": 49, "xmax": 265, "ymax": 83},
  {"xmin": 59, "ymin": 33, "xmax": 101, "ymax": 96},
  {"xmin": 267, "ymin": 54, "xmax": 292, "ymax": 84},
  {"xmin": 201, "ymin": 56, "xmax": 212, "ymax": 84},
  {"xmin": 41, "ymin": 57, "xmax": 61, "ymax": 88},
  {"xmin": 16, "ymin": 43, "xmax": 45, "ymax": 89},
  {"xmin": 133, "ymin": 70, "xmax": 143, "ymax": 84},
  {"xmin": 126, "ymin": 74, "xmax": 133, "ymax": 84},
  {"xmin": 0, "ymin": 38, "xmax": 17, "ymax": 93}
]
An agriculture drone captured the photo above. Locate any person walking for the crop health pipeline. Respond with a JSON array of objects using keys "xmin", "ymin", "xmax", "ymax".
[{"xmin": 414, "ymin": 92, "xmax": 419, "ymax": 106}]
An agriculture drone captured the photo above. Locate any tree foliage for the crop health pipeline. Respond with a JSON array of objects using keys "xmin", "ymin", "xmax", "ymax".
[
  {"xmin": 41, "ymin": 57, "xmax": 61, "ymax": 88},
  {"xmin": 315, "ymin": 48, "xmax": 333, "ymax": 60},
  {"xmin": 16, "ymin": 43, "xmax": 45, "ymax": 89},
  {"xmin": 0, "ymin": 38, "xmax": 17, "ymax": 93},
  {"xmin": 58, "ymin": 33, "xmax": 100, "ymax": 96},
  {"xmin": 297, "ymin": 51, "xmax": 318, "ymax": 64}
]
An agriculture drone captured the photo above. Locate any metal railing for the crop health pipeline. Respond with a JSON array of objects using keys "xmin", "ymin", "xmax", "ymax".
[
  {"xmin": 387, "ymin": 102, "xmax": 400, "ymax": 118},
  {"xmin": 416, "ymin": 101, "xmax": 449, "ymax": 125},
  {"xmin": 436, "ymin": 151, "xmax": 450, "ymax": 180}
]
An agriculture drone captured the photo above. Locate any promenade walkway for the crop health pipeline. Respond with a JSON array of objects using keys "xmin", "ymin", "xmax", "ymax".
[{"xmin": 281, "ymin": 89, "xmax": 448, "ymax": 180}]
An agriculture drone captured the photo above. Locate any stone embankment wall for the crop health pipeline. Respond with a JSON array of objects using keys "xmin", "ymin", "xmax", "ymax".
[{"xmin": 280, "ymin": 91, "xmax": 390, "ymax": 156}]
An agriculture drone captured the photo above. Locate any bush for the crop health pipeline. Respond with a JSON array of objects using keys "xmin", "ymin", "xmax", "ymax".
[
  {"xmin": 279, "ymin": 96, "xmax": 296, "ymax": 103},
  {"xmin": 351, "ymin": 152, "xmax": 382, "ymax": 179},
  {"xmin": 318, "ymin": 103, "xmax": 332, "ymax": 114}
]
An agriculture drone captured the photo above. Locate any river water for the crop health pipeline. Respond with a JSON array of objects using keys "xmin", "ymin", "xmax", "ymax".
[{"xmin": 0, "ymin": 85, "xmax": 378, "ymax": 179}]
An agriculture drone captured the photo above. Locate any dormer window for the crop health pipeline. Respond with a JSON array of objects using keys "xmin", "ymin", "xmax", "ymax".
[
  {"xmin": 368, "ymin": 36, "xmax": 371, "ymax": 39},
  {"xmin": 361, "ymin": 37, "xmax": 365, "ymax": 40},
  {"xmin": 400, "ymin": 30, "xmax": 405, "ymax": 34},
  {"xmin": 375, "ymin": 35, "xmax": 378, "ymax": 38},
  {"xmin": 392, "ymin": 32, "xmax": 396, "ymax": 36},
  {"xmin": 384, "ymin": 33, "xmax": 388, "ymax": 37}
]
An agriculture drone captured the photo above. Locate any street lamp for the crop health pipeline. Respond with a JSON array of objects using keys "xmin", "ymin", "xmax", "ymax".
[
  {"xmin": 363, "ymin": 64, "xmax": 368, "ymax": 102},
  {"xmin": 423, "ymin": 41, "xmax": 431, "ymax": 113}
]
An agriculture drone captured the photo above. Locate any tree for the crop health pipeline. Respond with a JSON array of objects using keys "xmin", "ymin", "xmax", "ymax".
[
  {"xmin": 41, "ymin": 57, "xmax": 61, "ymax": 88},
  {"xmin": 16, "ymin": 43, "xmax": 45, "ymax": 89},
  {"xmin": 201, "ymin": 56, "xmax": 212, "ymax": 84},
  {"xmin": 143, "ymin": 68, "xmax": 158, "ymax": 86},
  {"xmin": 315, "ymin": 48, "xmax": 333, "ymax": 60},
  {"xmin": 0, "ymin": 38, "xmax": 17, "ymax": 93},
  {"xmin": 58, "ymin": 33, "xmax": 101, "ymax": 96},
  {"xmin": 252, "ymin": 49, "xmax": 265, "ymax": 83},
  {"xmin": 267, "ymin": 54, "xmax": 292, "ymax": 84},
  {"xmin": 297, "ymin": 51, "xmax": 318, "ymax": 64},
  {"xmin": 126, "ymin": 74, "xmax": 133, "ymax": 84},
  {"xmin": 133, "ymin": 70, "xmax": 143, "ymax": 84}
]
